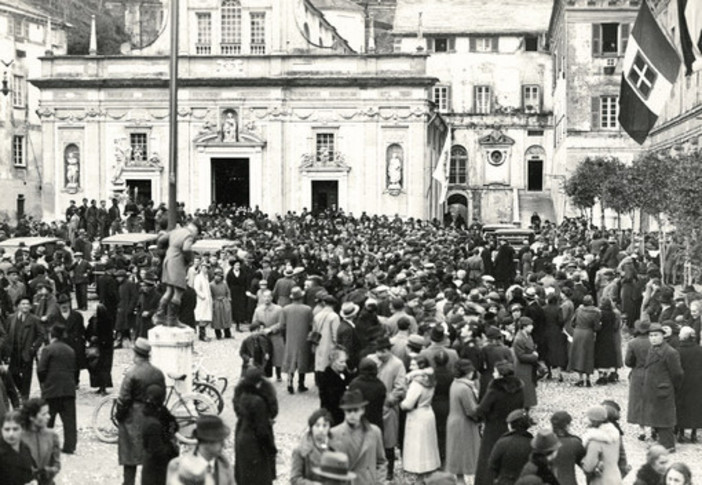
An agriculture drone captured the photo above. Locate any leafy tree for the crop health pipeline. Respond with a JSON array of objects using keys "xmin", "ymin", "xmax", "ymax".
[
  {"xmin": 564, "ymin": 156, "xmax": 622, "ymax": 227},
  {"xmin": 602, "ymin": 163, "xmax": 637, "ymax": 229}
]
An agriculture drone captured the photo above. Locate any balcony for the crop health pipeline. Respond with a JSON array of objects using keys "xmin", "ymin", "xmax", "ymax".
[
  {"xmin": 195, "ymin": 44, "xmax": 212, "ymax": 55},
  {"xmin": 250, "ymin": 44, "xmax": 266, "ymax": 55},
  {"xmin": 220, "ymin": 43, "xmax": 241, "ymax": 55}
]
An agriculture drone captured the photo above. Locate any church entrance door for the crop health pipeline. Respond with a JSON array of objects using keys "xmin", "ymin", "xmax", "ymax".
[
  {"xmin": 211, "ymin": 158, "xmax": 249, "ymax": 207},
  {"xmin": 312, "ymin": 180, "xmax": 338, "ymax": 213},
  {"xmin": 126, "ymin": 179, "xmax": 152, "ymax": 207}
]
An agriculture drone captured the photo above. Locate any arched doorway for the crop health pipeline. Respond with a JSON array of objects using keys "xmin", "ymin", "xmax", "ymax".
[
  {"xmin": 446, "ymin": 193, "xmax": 468, "ymax": 226},
  {"xmin": 526, "ymin": 145, "xmax": 545, "ymax": 191}
]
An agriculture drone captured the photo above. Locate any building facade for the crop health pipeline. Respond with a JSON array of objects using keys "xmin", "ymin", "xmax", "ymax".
[
  {"xmin": 33, "ymin": 0, "xmax": 447, "ymax": 221},
  {"xmin": 0, "ymin": 0, "xmax": 66, "ymax": 220},
  {"xmin": 393, "ymin": 0, "xmax": 556, "ymax": 226}
]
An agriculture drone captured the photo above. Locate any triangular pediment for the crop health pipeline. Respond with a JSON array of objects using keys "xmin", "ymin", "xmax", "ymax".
[{"xmin": 193, "ymin": 130, "xmax": 266, "ymax": 147}]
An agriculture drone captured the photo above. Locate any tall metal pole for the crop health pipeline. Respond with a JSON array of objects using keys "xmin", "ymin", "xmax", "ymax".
[{"xmin": 167, "ymin": 0, "xmax": 179, "ymax": 230}]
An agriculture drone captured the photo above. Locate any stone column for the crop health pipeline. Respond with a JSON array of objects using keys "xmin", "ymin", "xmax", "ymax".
[{"xmin": 148, "ymin": 326, "xmax": 196, "ymax": 393}]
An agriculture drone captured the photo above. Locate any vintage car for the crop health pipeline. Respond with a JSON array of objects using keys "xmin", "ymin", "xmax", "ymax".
[
  {"xmin": 494, "ymin": 228, "xmax": 536, "ymax": 250},
  {"xmin": 0, "ymin": 237, "xmax": 59, "ymax": 259}
]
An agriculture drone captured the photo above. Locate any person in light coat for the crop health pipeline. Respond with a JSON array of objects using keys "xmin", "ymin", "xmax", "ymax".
[
  {"xmin": 281, "ymin": 287, "xmax": 314, "ymax": 393},
  {"xmin": 581, "ymin": 405, "xmax": 622, "ymax": 485},
  {"xmin": 193, "ymin": 263, "xmax": 212, "ymax": 339},
  {"xmin": 445, "ymin": 359, "xmax": 481, "ymax": 483},
  {"xmin": 312, "ymin": 295, "xmax": 341, "ymax": 382}
]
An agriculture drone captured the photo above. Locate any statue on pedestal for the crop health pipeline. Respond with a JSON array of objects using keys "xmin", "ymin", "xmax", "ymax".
[
  {"xmin": 64, "ymin": 144, "xmax": 80, "ymax": 190},
  {"xmin": 153, "ymin": 219, "xmax": 201, "ymax": 327}
]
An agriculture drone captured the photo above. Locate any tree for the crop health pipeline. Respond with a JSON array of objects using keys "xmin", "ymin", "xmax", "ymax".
[
  {"xmin": 564, "ymin": 156, "xmax": 623, "ymax": 227},
  {"xmin": 602, "ymin": 163, "xmax": 637, "ymax": 229}
]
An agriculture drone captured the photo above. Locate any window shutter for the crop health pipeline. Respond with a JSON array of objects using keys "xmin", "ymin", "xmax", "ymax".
[
  {"xmin": 592, "ymin": 24, "xmax": 601, "ymax": 56},
  {"xmin": 449, "ymin": 37, "xmax": 456, "ymax": 52},
  {"xmin": 469, "ymin": 37, "xmax": 476, "ymax": 52},
  {"xmin": 446, "ymin": 85, "xmax": 452, "ymax": 111},
  {"xmin": 619, "ymin": 23, "xmax": 630, "ymax": 55},
  {"xmin": 591, "ymin": 97, "xmax": 600, "ymax": 130},
  {"xmin": 491, "ymin": 37, "xmax": 499, "ymax": 52}
]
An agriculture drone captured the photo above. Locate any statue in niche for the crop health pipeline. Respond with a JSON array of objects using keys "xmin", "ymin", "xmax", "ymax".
[
  {"xmin": 386, "ymin": 144, "xmax": 403, "ymax": 193},
  {"xmin": 221, "ymin": 109, "xmax": 238, "ymax": 142},
  {"xmin": 112, "ymin": 140, "xmax": 130, "ymax": 185},
  {"xmin": 64, "ymin": 144, "xmax": 80, "ymax": 190}
]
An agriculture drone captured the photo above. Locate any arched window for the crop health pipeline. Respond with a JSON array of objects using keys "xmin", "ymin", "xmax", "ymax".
[
  {"xmin": 221, "ymin": 0, "xmax": 241, "ymax": 54},
  {"xmin": 449, "ymin": 145, "xmax": 468, "ymax": 184}
]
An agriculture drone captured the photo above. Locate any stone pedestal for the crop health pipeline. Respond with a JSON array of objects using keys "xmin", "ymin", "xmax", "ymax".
[{"xmin": 148, "ymin": 325, "xmax": 196, "ymax": 393}]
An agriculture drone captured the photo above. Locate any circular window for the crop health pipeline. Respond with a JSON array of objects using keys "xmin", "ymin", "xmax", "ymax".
[{"xmin": 489, "ymin": 150, "xmax": 505, "ymax": 166}]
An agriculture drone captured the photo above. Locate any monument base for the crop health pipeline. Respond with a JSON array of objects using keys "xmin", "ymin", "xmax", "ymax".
[{"xmin": 148, "ymin": 325, "xmax": 196, "ymax": 393}]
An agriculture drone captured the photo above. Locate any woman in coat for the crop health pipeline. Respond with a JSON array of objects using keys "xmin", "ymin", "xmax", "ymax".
[
  {"xmin": 543, "ymin": 293, "xmax": 568, "ymax": 380},
  {"xmin": 473, "ymin": 360, "xmax": 525, "ymax": 485},
  {"xmin": 348, "ymin": 357, "xmax": 386, "ymax": 432},
  {"xmin": 86, "ymin": 303, "xmax": 114, "ymax": 394},
  {"xmin": 233, "ymin": 367, "xmax": 279, "ymax": 485},
  {"xmin": 141, "ymin": 384, "xmax": 178, "ymax": 485},
  {"xmin": 675, "ymin": 326, "xmax": 702, "ymax": 442},
  {"xmin": 193, "ymin": 263, "xmax": 212, "ymax": 334},
  {"xmin": 581, "ymin": 406, "xmax": 621, "ymax": 485},
  {"xmin": 569, "ymin": 296, "xmax": 601, "ymax": 387},
  {"xmin": 594, "ymin": 298, "xmax": 620, "ymax": 384},
  {"xmin": 210, "ymin": 268, "xmax": 232, "ymax": 340},
  {"xmin": 431, "ymin": 349, "xmax": 453, "ymax": 464},
  {"xmin": 550, "ymin": 411, "xmax": 585, "ymax": 485},
  {"xmin": 632, "ymin": 445, "xmax": 669, "ymax": 485},
  {"xmin": 20, "ymin": 398, "xmax": 61, "ymax": 485},
  {"xmin": 227, "ymin": 259, "xmax": 249, "ymax": 332},
  {"xmin": 625, "ymin": 320, "xmax": 651, "ymax": 439},
  {"xmin": 0, "ymin": 411, "xmax": 36, "ymax": 485},
  {"xmin": 400, "ymin": 355, "xmax": 440, "ymax": 476},
  {"xmin": 318, "ymin": 347, "xmax": 349, "ymax": 426},
  {"xmin": 479, "ymin": 327, "xmax": 514, "ymax": 398},
  {"xmin": 290, "ymin": 409, "xmax": 333, "ymax": 484},
  {"xmin": 445, "ymin": 359, "xmax": 481, "ymax": 483},
  {"xmin": 512, "ymin": 317, "xmax": 538, "ymax": 409},
  {"xmin": 488, "ymin": 410, "xmax": 534, "ymax": 485}
]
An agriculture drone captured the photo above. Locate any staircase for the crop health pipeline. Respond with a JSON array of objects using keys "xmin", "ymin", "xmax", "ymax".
[{"xmin": 518, "ymin": 191, "xmax": 556, "ymax": 228}]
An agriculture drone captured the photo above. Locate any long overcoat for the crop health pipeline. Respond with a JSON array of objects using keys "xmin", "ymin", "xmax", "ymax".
[
  {"xmin": 158, "ymin": 227, "xmax": 195, "ymax": 290},
  {"xmin": 676, "ymin": 340, "xmax": 702, "ymax": 428},
  {"xmin": 281, "ymin": 302, "xmax": 313, "ymax": 374},
  {"xmin": 234, "ymin": 386, "xmax": 278, "ymax": 485},
  {"xmin": 193, "ymin": 272, "xmax": 212, "ymax": 322},
  {"xmin": 372, "ymin": 353, "xmax": 406, "ymax": 449},
  {"xmin": 625, "ymin": 334, "xmax": 651, "ymax": 425},
  {"xmin": 116, "ymin": 279, "xmax": 139, "ymax": 332},
  {"xmin": 642, "ymin": 342, "xmax": 684, "ymax": 428},
  {"xmin": 330, "ymin": 421, "xmax": 387, "ymax": 485},
  {"xmin": 51, "ymin": 310, "xmax": 86, "ymax": 370},
  {"xmin": 569, "ymin": 305, "xmax": 601, "ymax": 374},
  {"xmin": 445, "ymin": 377, "xmax": 481, "ymax": 476},
  {"xmin": 512, "ymin": 330, "xmax": 538, "ymax": 408},
  {"xmin": 312, "ymin": 306, "xmax": 341, "ymax": 372}
]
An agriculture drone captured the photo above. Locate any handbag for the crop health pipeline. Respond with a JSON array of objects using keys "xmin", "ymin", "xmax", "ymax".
[
  {"xmin": 535, "ymin": 360, "xmax": 549, "ymax": 380},
  {"xmin": 307, "ymin": 330, "xmax": 322, "ymax": 346},
  {"xmin": 86, "ymin": 345, "xmax": 101, "ymax": 370}
]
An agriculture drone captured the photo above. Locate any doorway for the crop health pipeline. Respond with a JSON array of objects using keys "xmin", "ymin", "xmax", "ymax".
[
  {"xmin": 126, "ymin": 180, "xmax": 152, "ymax": 207},
  {"xmin": 527, "ymin": 159, "xmax": 543, "ymax": 191},
  {"xmin": 312, "ymin": 180, "xmax": 338, "ymax": 213},
  {"xmin": 211, "ymin": 158, "xmax": 249, "ymax": 207}
]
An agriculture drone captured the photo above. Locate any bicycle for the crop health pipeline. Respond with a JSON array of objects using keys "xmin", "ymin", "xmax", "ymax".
[
  {"xmin": 192, "ymin": 359, "xmax": 229, "ymax": 414},
  {"xmin": 92, "ymin": 372, "xmax": 218, "ymax": 444}
]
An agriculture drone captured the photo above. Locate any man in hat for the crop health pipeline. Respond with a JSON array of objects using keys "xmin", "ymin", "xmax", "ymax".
[
  {"xmin": 37, "ymin": 324, "xmax": 78, "ymax": 454},
  {"xmin": 153, "ymin": 219, "xmax": 201, "ymax": 327},
  {"xmin": 253, "ymin": 289, "xmax": 284, "ymax": 379},
  {"xmin": 642, "ymin": 323, "xmax": 684, "ymax": 451},
  {"xmin": 384, "ymin": 298, "xmax": 418, "ymax": 337},
  {"xmin": 338, "ymin": 302, "xmax": 362, "ymax": 376},
  {"xmin": 71, "ymin": 251, "xmax": 92, "ymax": 310},
  {"xmin": 167, "ymin": 415, "xmax": 234, "ymax": 485},
  {"xmin": 116, "ymin": 337, "xmax": 166, "ymax": 485},
  {"xmin": 86, "ymin": 199, "xmax": 99, "ymax": 240},
  {"xmin": 330, "ymin": 389, "xmax": 387, "ymax": 485},
  {"xmin": 419, "ymin": 326, "xmax": 459, "ymax": 370},
  {"xmin": 33, "ymin": 281, "xmax": 59, "ymax": 329},
  {"xmin": 6, "ymin": 296, "xmax": 45, "ymax": 401},
  {"xmin": 518, "ymin": 429, "xmax": 561, "ymax": 483},
  {"xmin": 98, "ymin": 199, "xmax": 110, "ymax": 239},
  {"xmin": 50, "ymin": 293, "xmax": 86, "ymax": 386},
  {"xmin": 5, "ymin": 266, "xmax": 26, "ymax": 307},
  {"xmin": 115, "ymin": 269, "xmax": 139, "ymax": 349},
  {"xmin": 137, "ymin": 271, "xmax": 161, "ymax": 339},
  {"xmin": 272, "ymin": 267, "xmax": 296, "ymax": 307},
  {"xmin": 281, "ymin": 286, "xmax": 314, "ymax": 393}
]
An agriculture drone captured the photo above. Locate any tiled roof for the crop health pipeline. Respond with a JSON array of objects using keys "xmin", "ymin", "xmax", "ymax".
[
  {"xmin": 0, "ymin": 0, "xmax": 55, "ymax": 21},
  {"xmin": 393, "ymin": 0, "xmax": 554, "ymax": 35},
  {"xmin": 310, "ymin": 0, "xmax": 365, "ymax": 13}
]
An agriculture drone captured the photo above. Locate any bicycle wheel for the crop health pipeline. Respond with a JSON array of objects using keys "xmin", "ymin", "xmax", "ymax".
[
  {"xmin": 193, "ymin": 381, "xmax": 224, "ymax": 414},
  {"xmin": 216, "ymin": 376, "xmax": 229, "ymax": 395},
  {"xmin": 92, "ymin": 395, "xmax": 119, "ymax": 444},
  {"xmin": 169, "ymin": 392, "xmax": 218, "ymax": 444}
]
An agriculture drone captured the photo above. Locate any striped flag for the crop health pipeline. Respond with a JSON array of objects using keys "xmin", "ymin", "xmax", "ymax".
[
  {"xmin": 679, "ymin": 0, "xmax": 702, "ymax": 75},
  {"xmin": 618, "ymin": 0, "xmax": 681, "ymax": 145},
  {"xmin": 433, "ymin": 131, "xmax": 451, "ymax": 203}
]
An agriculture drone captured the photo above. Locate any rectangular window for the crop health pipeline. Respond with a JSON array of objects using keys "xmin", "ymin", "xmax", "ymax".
[
  {"xmin": 14, "ymin": 18, "xmax": 26, "ymax": 39},
  {"xmin": 525, "ymin": 35, "xmax": 539, "ymax": 51},
  {"xmin": 432, "ymin": 37, "xmax": 448, "ymax": 52},
  {"xmin": 250, "ymin": 12, "xmax": 266, "ymax": 54},
  {"xmin": 12, "ymin": 135, "xmax": 25, "ymax": 167},
  {"xmin": 196, "ymin": 13, "xmax": 212, "ymax": 54},
  {"xmin": 470, "ymin": 37, "xmax": 498, "ymax": 52},
  {"xmin": 221, "ymin": 0, "xmax": 242, "ymax": 54},
  {"xmin": 129, "ymin": 133, "xmax": 149, "ymax": 161},
  {"xmin": 475, "ymin": 86, "xmax": 491, "ymax": 114},
  {"xmin": 600, "ymin": 96, "xmax": 619, "ymax": 129},
  {"xmin": 523, "ymin": 85, "xmax": 540, "ymax": 112},
  {"xmin": 12, "ymin": 75, "xmax": 25, "ymax": 108},
  {"xmin": 592, "ymin": 23, "xmax": 630, "ymax": 56},
  {"xmin": 315, "ymin": 133, "xmax": 335, "ymax": 162},
  {"xmin": 432, "ymin": 85, "xmax": 450, "ymax": 112}
]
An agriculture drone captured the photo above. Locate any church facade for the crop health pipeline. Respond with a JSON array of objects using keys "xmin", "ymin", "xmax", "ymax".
[{"xmin": 33, "ymin": 0, "xmax": 447, "ymax": 221}]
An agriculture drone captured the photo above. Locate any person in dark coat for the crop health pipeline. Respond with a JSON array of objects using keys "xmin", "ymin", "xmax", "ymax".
[
  {"xmin": 594, "ymin": 298, "xmax": 620, "ymax": 384},
  {"xmin": 493, "ymin": 241, "xmax": 517, "ymax": 289},
  {"xmin": 37, "ymin": 324, "xmax": 77, "ymax": 454},
  {"xmin": 632, "ymin": 445, "xmax": 669, "ymax": 485},
  {"xmin": 550, "ymin": 411, "xmax": 585, "ymax": 485},
  {"xmin": 479, "ymin": 327, "xmax": 514, "ymax": 398},
  {"xmin": 524, "ymin": 288, "xmax": 548, "ymax": 365},
  {"xmin": 0, "ymin": 410, "xmax": 36, "ymax": 485},
  {"xmin": 512, "ymin": 317, "xmax": 538, "ymax": 409},
  {"xmin": 141, "ymin": 384, "xmax": 178, "ymax": 485},
  {"xmin": 543, "ymin": 293, "xmax": 568, "ymax": 380},
  {"xmin": 518, "ymin": 429, "xmax": 562, "ymax": 485},
  {"xmin": 281, "ymin": 287, "xmax": 314, "ymax": 393},
  {"xmin": 318, "ymin": 347, "xmax": 350, "ymax": 426},
  {"xmin": 86, "ymin": 304, "xmax": 114, "ymax": 393},
  {"xmin": 115, "ymin": 269, "xmax": 139, "ymax": 348},
  {"xmin": 137, "ymin": 273, "xmax": 161, "ymax": 339},
  {"xmin": 50, "ymin": 293, "xmax": 86, "ymax": 385},
  {"xmin": 642, "ymin": 323, "xmax": 684, "ymax": 452},
  {"xmin": 240, "ymin": 322, "xmax": 273, "ymax": 376},
  {"xmin": 430, "ymin": 349, "xmax": 453, "ymax": 465},
  {"xmin": 488, "ymin": 409, "xmax": 534, "ymax": 485},
  {"xmin": 117, "ymin": 338, "xmax": 166, "ymax": 485},
  {"xmin": 569, "ymin": 295, "xmax": 601, "ymax": 387},
  {"xmin": 5, "ymin": 297, "xmax": 45, "ymax": 401},
  {"xmin": 348, "ymin": 357, "xmax": 387, "ymax": 433},
  {"xmin": 178, "ymin": 285, "xmax": 197, "ymax": 330},
  {"xmin": 625, "ymin": 320, "xmax": 651, "ymax": 440},
  {"xmin": 473, "ymin": 360, "xmax": 525, "ymax": 485},
  {"xmin": 233, "ymin": 367, "xmax": 279, "ymax": 485},
  {"xmin": 227, "ymin": 259, "xmax": 250, "ymax": 331},
  {"xmin": 675, "ymin": 326, "xmax": 702, "ymax": 443},
  {"xmin": 337, "ymin": 302, "xmax": 362, "ymax": 375}
]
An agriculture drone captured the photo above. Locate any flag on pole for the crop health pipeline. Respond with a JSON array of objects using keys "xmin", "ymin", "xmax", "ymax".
[
  {"xmin": 618, "ymin": 0, "xmax": 681, "ymax": 145},
  {"xmin": 679, "ymin": 0, "xmax": 702, "ymax": 75},
  {"xmin": 433, "ymin": 130, "xmax": 451, "ymax": 203}
]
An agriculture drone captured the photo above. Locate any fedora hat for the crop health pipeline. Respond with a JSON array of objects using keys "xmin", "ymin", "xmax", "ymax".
[
  {"xmin": 340, "ymin": 302, "xmax": 359, "ymax": 320},
  {"xmin": 338, "ymin": 389, "xmax": 368, "ymax": 410},
  {"xmin": 531, "ymin": 429, "xmax": 561, "ymax": 454},
  {"xmin": 374, "ymin": 336, "xmax": 392, "ymax": 351},
  {"xmin": 506, "ymin": 409, "xmax": 528, "ymax": 424},
  {"xmin": 193, "ymin": 415, "xmax": 230, "ymax": 442},
  {"xmin": 634, "ymin": 320, "xmax": 650, "ymax": 335},
  {"xmin": 647, "ymin": 322, "xmax": 665, "ymax": 335},
  {"xmin": 407, "ymin": 335, "xmax": 426, "ymax": 353},
  {"xmin": 283, "ymin": 268, "xmax": 294, "ymax": 277},
  {"xmin": 430, "ymin": 325, "xmax": 445, "ymax": 343},
  {"xmin": 57, "ymin": 293, "xmax": 71, "ymax": 305},
  {"xmin": 133, "ymin": 337, "xmax": 152, "ymax": 357},
  {"xmin": 311, "ymin": 451, "xmax": 357, "ymax": 482},
  {"xmin": 290, "ymin": 287, "xmax": 305, "ymax": 301}
]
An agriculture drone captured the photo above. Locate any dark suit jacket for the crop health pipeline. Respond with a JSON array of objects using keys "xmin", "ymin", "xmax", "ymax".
[
  {"xmin": 337, "ymin": 319, "xmax": 361, "ymax": 372},
  {"xmin": 5, "ymin": 312, "xmax": 45, "ymax": 364},
  {"xmin": 37, "ymin": 340, "xmax": 76, "ymax": 399},
  {"xmin": 51, "ymin": 310, "xmax": 86, "ymax": 369},
  {"xmin": 72, "ymin": 260, "xmax": 92, "ymax": 284}
]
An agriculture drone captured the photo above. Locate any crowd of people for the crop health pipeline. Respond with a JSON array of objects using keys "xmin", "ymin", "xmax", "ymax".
[{"xmin": 0, "ymin": 200, "xmax": 701, "ymax": 485}]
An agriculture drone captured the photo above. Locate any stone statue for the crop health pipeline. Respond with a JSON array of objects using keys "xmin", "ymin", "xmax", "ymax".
[
  {"xmin": 388, "ymin": 152, "xmax": 403, "ymax": 187},
  {"xmin": 111, "ymin": 142, "xmax": 129, "ymax": 185},
  {"xmin": 222, "ymin": 110, "xmax": 238, "ymax": 142},
  {"xmin": 153, "ymin": 220, "xmax": 201, "ymax": 327},
  {"xmin": 65, "ymin": 145, "xmax": 80, "ymax": 188}
]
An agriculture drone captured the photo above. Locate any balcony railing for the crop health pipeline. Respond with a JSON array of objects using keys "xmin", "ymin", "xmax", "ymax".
[
  {"xmin": 221, "ymin": 43, "xmax": 241, "ymax": 55},
  {"xmin": 251, "ymin": 44, "xmax": 266, "ymax": 55},
  {"xmin": 195, "ymin": 44, "xmax": 212, "ymax": 55}
]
